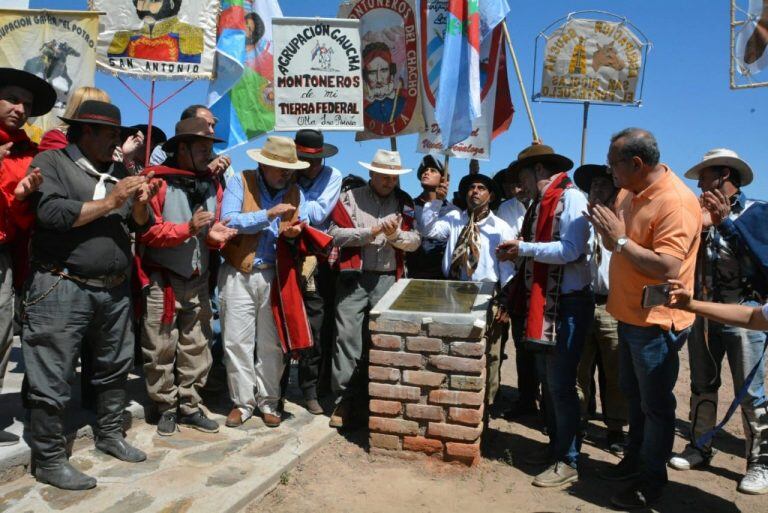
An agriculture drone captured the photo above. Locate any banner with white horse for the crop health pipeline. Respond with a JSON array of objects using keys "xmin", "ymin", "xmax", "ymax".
[{"xmin": 0, "ymin": 9, "xmax": 99, "ymax": 134}]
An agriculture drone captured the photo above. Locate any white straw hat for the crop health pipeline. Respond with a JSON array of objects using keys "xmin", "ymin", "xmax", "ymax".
[
  {"xmin": 684, "ymin": 148, "xmax": 753, "ymax": 186},
  {"xmin": 358, "ymin": 149, "xmax": 412, "ymax": 176},
  {"xmin": 247, "ymin": 136, "xmax": 309, "ymax": 170}
]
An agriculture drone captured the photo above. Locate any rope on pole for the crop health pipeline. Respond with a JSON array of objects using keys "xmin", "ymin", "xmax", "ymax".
[{"xmin": 502, "ymin": 19, "xmax": 540, "ymax": 143}]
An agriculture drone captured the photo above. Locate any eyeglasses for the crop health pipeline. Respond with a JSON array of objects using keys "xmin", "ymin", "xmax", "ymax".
[{"xmin": 605, "ymin": 158, "xmax": 629, "ymax": 172}]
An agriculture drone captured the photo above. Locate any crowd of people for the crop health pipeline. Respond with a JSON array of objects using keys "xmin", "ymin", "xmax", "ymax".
[{"xmin": 1, "ymin": 66, "xmax": 767, "ymax": 510}]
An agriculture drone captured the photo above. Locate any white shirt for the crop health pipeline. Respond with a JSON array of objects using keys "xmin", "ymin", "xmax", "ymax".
[
  {"xmin": 591, "ymin": 237, "xmax": 611, "ymax": 296},
  {"xmin": 495, "ymin": 197, "xmax": 527, "ymax": 239},
  {"xmin": 431, "ymin": 210, "xmax": 516, "ymax": 286},
  {"xmin": 762, "ymin": 303, "xmax": 768, "ymax": 321},
  {"xmin": 517, "ymin": 186, "xmax": 594, "ymax": 294},
  {"xmin": 416, "ymin": 198, "xmax": 459, "ymax": 239}
]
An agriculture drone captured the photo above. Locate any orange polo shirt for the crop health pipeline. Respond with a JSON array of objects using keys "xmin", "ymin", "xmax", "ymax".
[{"xmin": 607, "ymin": 166, "xmax": 701, "ymax": 330}]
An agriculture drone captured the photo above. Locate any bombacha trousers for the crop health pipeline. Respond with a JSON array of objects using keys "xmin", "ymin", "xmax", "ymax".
[{"xmin": 219, "ymin": 263, "xmax": 286, "ymax": 417}]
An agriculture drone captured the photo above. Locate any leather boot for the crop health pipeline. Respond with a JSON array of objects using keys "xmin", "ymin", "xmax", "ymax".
[
  {"xmin": 30, "ymin": 407, "xmax": 96, "ymax": 490},
  {"xmin": 94, "ymin": 387, "xmax": 146, "ymax": 463}
]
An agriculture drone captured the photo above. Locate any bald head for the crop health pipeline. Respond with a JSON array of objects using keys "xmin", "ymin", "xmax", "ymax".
[{"xmin": 610, "ymin": 127, "xmax": 660, "ymax": 168}]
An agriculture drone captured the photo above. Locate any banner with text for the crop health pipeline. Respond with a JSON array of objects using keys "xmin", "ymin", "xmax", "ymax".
[
  {"xmin": 339, "ymin": 0, "xmax": 424, "ymax": 141},
  {"xmin": 91, "ymin": 0, "xmax": 218, "ymax": 79},
  {"xmin": 417, "ymin": 0, "xmax": 509, "ymax": 160},
  {"xmin": 0, "ymin": 9, "xmax": 98, "ymax": 134},
  {"xmin": 538, "ymin": 18, "xmax": 643, "ymax": 104},
  {"xmin": 272, "ymin": 17, "xmax": 363, "ymax": 131}
]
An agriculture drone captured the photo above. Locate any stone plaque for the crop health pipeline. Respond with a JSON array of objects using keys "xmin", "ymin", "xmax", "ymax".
[{"xmin": 389, "ymin": 280, "xmax": 480, "ymax": 314}]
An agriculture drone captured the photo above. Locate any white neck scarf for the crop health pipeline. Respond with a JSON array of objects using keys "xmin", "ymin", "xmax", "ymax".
[{"xmin": 65, "ymin": 144, "xmax": 119, "ymax": 200}]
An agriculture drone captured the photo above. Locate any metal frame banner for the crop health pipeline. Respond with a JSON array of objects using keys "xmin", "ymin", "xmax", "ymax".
[
  {"xmin": 339, "ymin": 0, "xmax": 424, "ymax": 140},
  {"xmin": 734, "ymin": 0, "xmax": 768, "ymax": 80},
  {"xmin": 0, "ymin": 9, "xmax": 99, "ymax": 134},
  {"xmin": 90, "ymin": 0, "xmax": 218, "ymax": 79},
  {"xmin": 538, "ymin": 18, "xmax": 643, "ymax": 105},
  {"xmin": 272, "ymin": 17, "xmax": 363, "ymax": 131}
]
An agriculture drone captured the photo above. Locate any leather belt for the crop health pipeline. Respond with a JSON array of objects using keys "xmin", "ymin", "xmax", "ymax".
[{"xmin": 38, "ymin": 264, "xmax": 127, "ymax": 289}]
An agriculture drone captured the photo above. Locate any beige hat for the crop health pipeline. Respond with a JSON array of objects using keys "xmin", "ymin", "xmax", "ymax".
[
  {"xmin": 247, "ymin": 136, "xmax": 309, "ymax": 170},
  {"xmin": 684, "ymin": 148, "xmax": 753, "ymax": 186},
  {"xmin": 358, "ymin": 149, "xmax": 412, "ymax": 175}
]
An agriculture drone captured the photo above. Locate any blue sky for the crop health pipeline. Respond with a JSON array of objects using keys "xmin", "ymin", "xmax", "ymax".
[{"xmin": 28, "ymin": 0, "xmax": 768, "ymax": 200}]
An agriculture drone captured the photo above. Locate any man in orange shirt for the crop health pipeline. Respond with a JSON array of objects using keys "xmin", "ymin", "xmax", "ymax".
[{"xmin": 587, "ymin": 128, "xmax": 701, "ymax": 510}]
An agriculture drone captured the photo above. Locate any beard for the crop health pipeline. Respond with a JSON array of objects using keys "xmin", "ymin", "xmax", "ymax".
[{"xmin": 366, "ymin": 80, "xmax": 395, "ymax": 102}]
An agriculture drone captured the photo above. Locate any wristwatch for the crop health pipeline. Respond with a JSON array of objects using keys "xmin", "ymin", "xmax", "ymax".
[{"xmin": 615, "ymin": 236, "xmax": 629, "ymax": 253}]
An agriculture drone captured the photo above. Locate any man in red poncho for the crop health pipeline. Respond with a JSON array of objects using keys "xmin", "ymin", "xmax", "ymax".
[{"xmin": 0, "ymin": 68, "xmax": 56, "ymax": 446}]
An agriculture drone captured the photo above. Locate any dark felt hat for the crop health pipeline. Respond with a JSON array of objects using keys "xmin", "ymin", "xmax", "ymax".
[
  {"xmin": 0, "ymin": 67, "xmax": 56, "ymax": 117},
  {"xmin": 456, "ymin": 173, "xmax": 502, "ymax": 211},
  {"xmin": 573, "ymin": 164, "xmax": 612, "ymax": 193},
  {"xmin": 294, "ymin": 129, "xmax": 338, "ymax": 159},
  {"xmin": 126, "ymin": 124, "xmax": 168, "ymax": 146},
  {"xmin": 163, "ymin": 117, "xmax": 225, "ymax": 152},
  {"xmin": 417, "ymin": 154, "xmax": 445, "ymax": 180},
  {"xmin": 506, "ymin": 143, "xmax": 573, "ymax": 174},
  {"xmin": 59, "ymin": 100, "xmax": 125, "ymax": 129}
]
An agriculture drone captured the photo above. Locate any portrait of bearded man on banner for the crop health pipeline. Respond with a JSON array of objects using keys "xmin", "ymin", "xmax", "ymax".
[
  {"xmin": 362, "ymin": 41, "xmax": 406, "ymax": 123},
  {"xmin": 107, "ymin": 0, "xmax": 204, "ymax": 63}
]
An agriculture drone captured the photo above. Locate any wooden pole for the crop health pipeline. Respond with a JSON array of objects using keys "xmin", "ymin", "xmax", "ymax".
[
  {"xmin": 389, "ymin": 137, "xmax": 397, "ymax": 151},
  {"xmin": 144, "ymin": 79, "xmax": 156, "ymax": 168},
  {"xmin": 443, "ymin": 154, "xmax": 450, "ymax": 181},
  {"xmin": 501, "ymin": 19, "xmax": 540, "ymax": 143},
  {"xmin": 580, "ymin": 102, "xmax": 590, "ymax": 165}
]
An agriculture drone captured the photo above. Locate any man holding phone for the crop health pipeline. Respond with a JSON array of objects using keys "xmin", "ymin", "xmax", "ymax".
[
  {"xmin": 586, "ymin": 128, "xmax": 701, "ymax": 509},
  {"xmin": 667, "ymin": 149, "xmax": 768, "ymax": 495}
]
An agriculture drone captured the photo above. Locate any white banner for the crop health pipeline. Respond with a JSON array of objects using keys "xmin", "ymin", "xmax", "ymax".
[
  {"xmin": 735, "ymin": 0, "xmax": 768, "ymax": 76},
  {"xmin": 538, "ymin": 18, "xmax": 643, "ymax": 104},
  {"xmin": 272, "ymin": 17, "xmax": 363, "ymax": 131},
  {"xmin": 0, "ymin": 9, "xmax": 99, "ymax": 134},
  {"xmin": 416, "ymin": 0, "xmax": 508, "ymax": 160},
  {"xmin": 91, "ymin": 0, "xmax": 218, "ymax": 79}
]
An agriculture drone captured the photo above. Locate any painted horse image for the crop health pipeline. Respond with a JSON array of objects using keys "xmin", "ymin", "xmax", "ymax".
[
  {"xmin": 23, "ymin": 40, "xmax": 80, "ymax": 110},
  {"xmin": 591, "ymin": 43, "xmax": 626, "ymax": 73}
]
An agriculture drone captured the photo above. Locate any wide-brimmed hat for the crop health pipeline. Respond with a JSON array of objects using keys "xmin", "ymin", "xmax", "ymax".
[
  {"xmin": 0, "ymin": 68, "xmax": 56, "ymax": 117},
  {"xmin": 247, "ymin": 135, "xmax": 309, "ymax": 170},
  {"xmin": 294, "ymin": 129, "xmax": 338, "ymax": 159},
  {"xmin": 126, "ymin": 124, "xmax": 168, "ymax": 146},
  {"xmin": 417, "ymin": 154, "xmax": 445, "ymax": 180},
  {"xmin": 59, "ymin": 100, "xmax": 126, "ymax": 129},
  {"xmin": 574, "ymin": 164, "xmax": 613, "ymax": 193},
  {"xmin": 506, "ymin": 143, "xmax": 573, "ymax": 174},
  {"xmin": 163, "ymin": 118, "xmax": 224, "ymax": 152},
  {"xmin": 456, "ymin": 173, "xmax": 502, "ymax": 211},
  {"xmin": 359, "ymin": 149, "xmax": 411, "ymax": 176},
  {"xmin": 684, "ymin": 148, "xmax": 753, "ymax": 187}
]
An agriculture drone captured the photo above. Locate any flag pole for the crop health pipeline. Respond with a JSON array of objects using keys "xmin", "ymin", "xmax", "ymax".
[
  {"xmin": 144, "ymin": 79, "xmax": 156, "ymax": 168},
  {"xmin": 580, "ymin": 102, "xmax": 590, "ymax": 165},
  {"xmin": 501, "ymin": 19, "xmax": 539, "ymax": 143}
]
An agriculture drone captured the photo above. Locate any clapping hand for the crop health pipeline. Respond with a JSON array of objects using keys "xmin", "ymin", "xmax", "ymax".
[
  {"xmin": 701, "ymin": 189, "xmax": 731, "ymax": 226},
  {"xmin": 13, "ymin": 168, "xmax": 43, "ymax": 200},
  {"xmin": 208, "ymin": 219, "xmax": 238, "ymax": 244}
]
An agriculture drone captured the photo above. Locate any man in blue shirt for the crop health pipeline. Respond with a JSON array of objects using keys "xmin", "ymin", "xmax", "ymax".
[
  {"xmin": 290, "ymin": 129, "xmax": 342, "ymax": 415},
  {"xmin": 218, "ymin": 136, "xmax": 308, "ymax": 429}
]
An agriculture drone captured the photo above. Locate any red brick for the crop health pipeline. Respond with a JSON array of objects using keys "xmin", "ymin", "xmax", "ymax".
[
  {"xmin": 369, "ymin": 383, "xmax": 420, "ymax": 402},
  {"xmin": 445, "ymin": 442, "xmax": 481, "ymax": 466},
  {"xmin": 405, "ymin": 336, "xmax": 443, "ymax": 353},
  {"xmin": 369, "ymin": 416, "xmax": 419, "ymax": 436},
  {"xmin": 405, "ymin": 404, "xmax": 445, "ymax": 422},
  {"xmin": 402, "ymin": 370, "xmax": 446, "ymax": 387},
  {"xmin": 428, "ymin": 389, "xmax": 484, "ymax": 407},
  {"xmin": 427, "ymin": 422, "xmax": 482, "ymax": 442},
  {"xmin": 448, "ymin": 406, "xmax": 484, "ymax": 426},
  {"xmin": 369, "ymin": 366, "xmax": 400, "ymax": 383},
  {"xmin": 370, "ymin": 318, "xmax": 421, "ymax": 334},
  {"xmin": 449, "ymin": 374, "xmax": 485, "ymax": 391},
  {"xmin": 403, "ymin": 436, "xmax": 443, "ymax": 455},
  {"xmin": 371, "ymin": 334, "xmax": 402, "ymax": 350},
  {"xmin": 370, "ymin": 433, "xmax": 401, "ymax": 450},
  {"xmin": 370, "ymin": 350, "xmax": 424, "ymax": 369},
  {"xmin": 370, "ymin": 399, "xmax": 403, "ymax": 416},
  {"xmin": 429, "ymin": 355, "xmax": 485, "ymax": 374},
  {"xmin": 450, "ymin": 342, "xmax": 485, "ymax": 357}
]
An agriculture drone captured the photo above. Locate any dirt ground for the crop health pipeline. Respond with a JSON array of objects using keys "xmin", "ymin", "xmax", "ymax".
[{"xmin": 250, "ymin": 342, "xmax": 766, "ymax": 513}]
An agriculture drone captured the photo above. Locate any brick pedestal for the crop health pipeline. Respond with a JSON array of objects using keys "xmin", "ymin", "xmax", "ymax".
[{"xmin": 366, "ymin": 279, "xmax": 494, "ymax": 466}]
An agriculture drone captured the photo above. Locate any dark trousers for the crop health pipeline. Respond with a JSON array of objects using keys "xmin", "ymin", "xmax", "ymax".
[
  {"xmin": 511, "ymin": 314, "xmax": 539, "ymax": 408},
  {"xmin": 22, "ymin": 271, "xmax": 135, "ymax": 411}
]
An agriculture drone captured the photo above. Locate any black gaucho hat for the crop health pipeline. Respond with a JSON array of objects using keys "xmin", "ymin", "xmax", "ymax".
[
  {"xmin": 59, "ymin": 100, "xmax": 126, "ymax": 129},
  {"xmin": 0, "ymin": 67, "xmax": 56, "ymax": 117},
  {"xmin": 417, "ymin": 154, "xmax": 445, "ymax": 180},
  {"xmin": 294, "ymin": 129, "xmax": 338, "ymax": 159},
  {"xmin": 573, "ymin": 164, "xmax": 612, "ymax": 193},
  {"xmin": 456, "ymin": 173, "xmax": 502, "ymax": 211}
]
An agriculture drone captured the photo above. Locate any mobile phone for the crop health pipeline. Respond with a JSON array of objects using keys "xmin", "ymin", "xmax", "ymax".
[{"xmin": 642, "ymin": 283, "xmax": 671, "ymax": 308}]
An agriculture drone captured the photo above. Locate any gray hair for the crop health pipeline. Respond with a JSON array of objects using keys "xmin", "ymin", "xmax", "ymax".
[{"xmin": 610, "ymin": 127, "xmax": 660, "ymax": 167}]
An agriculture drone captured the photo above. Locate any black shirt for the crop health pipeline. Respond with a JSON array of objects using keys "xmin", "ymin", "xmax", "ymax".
[{"xmin": 29, "ymin": 147, "xmax": 152, "ymax": 278}]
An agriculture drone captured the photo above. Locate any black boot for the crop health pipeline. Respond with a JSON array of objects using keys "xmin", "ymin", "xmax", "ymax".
[
  {"xmin": 29, "ymin": 407, "xmax": 96, "ymax": 490},
  {"xmin": 94, "ymin": 387, "xmax": 146, "ymax": 463}
]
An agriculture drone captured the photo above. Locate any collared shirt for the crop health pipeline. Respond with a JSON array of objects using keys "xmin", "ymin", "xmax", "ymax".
[
  {"xmin": 517, "ymin": 186, "xmax": 594, "ymax": 294},
  {"xmin": 297, "ymin": 165, "xmax": 342, "ymax": 230},
  {"xmin": 328, "ymin": 185, "xmax": 421, "ymax": 273},
  {"xmin": 29, "ymin": 147, "xmax": 152, "ymax": 277},
  {"xmin": 495, "ymin": 197, "xmax": 527, "ymax": 239},
  {"xmin": 431, "ymin": 210, "xmax": 515, "ymax": 285},
  {"xmin": 608, "ymin": 166, "xmax": 701, "ymax": 330},
  {"xmin": 416, "ymin": 196, "xmax": 459, "ymax": 240},
  {"xmin": 222, "ymin": 170, "xmax": 307, "ymax": 266},
  {"xmin": 700, "ymin": 191, "xmax": 762, "ymax": 304}
]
